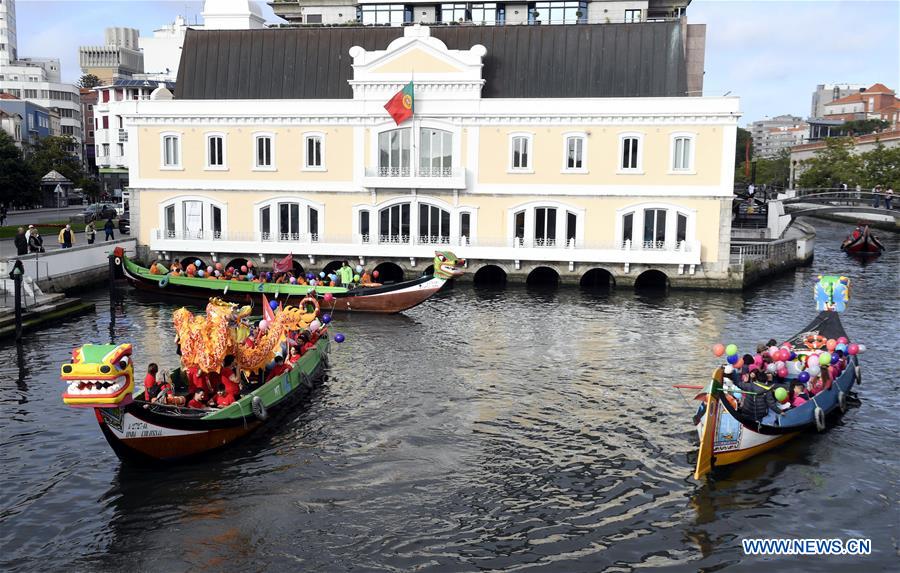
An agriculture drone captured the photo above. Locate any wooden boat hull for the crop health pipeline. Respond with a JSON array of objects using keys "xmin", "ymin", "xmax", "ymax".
[
  {"xmin": 841, "ymin": 226, "xmax": 885, "ymax": 256},
  {"xmin": 117, "ymin": 255, "xmax": 448, "ymax": 314},
  {"xmin": 693, "ymin": 311, "xmax": 859, "ymax": 478},
  {"xmin": 93, "ymin": 337, "xmax": 329, "ymax": 463}
]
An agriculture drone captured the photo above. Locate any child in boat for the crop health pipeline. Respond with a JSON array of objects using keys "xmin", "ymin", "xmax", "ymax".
[
  {"xmin": 187, "ymin": 389, "xmax": 208, "ymax": 409},
  {"xmin": 151, "ymin": 373, "xmax": 186, "ymax": 406},
  {"xmin": 266, "ymin": 355, "xmax": 292, "ymax": 381},
  {"xmin": 208, "ymin": 384, "xmax": 235, "ymax": 408},
  {"xmin": 288, "ymin": 345, "xmax": 302, "ymax": 365},
  {"xmin": 791, "ymin": 382, "xmax": 809, "ymax": 407},
  {"xmin": 143, "ymin": 363, "xmax": 159, "ymax": 401}
]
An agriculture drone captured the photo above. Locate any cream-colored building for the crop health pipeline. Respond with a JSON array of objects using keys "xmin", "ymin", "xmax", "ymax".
[{"xmin": 122, "ymin": 24, "xmax": 739, "ymax": 288}]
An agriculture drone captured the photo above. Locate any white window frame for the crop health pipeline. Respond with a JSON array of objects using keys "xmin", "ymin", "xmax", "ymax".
[
  {"xmin": 159, "ymin": 131, "xmax": 182, "ymax": 170},
  {"xmin": 254, "ymin": 196, "xmax": 326, "ymax": 242},
  {"xmin": 508, "ymin": 131, "xmax": 534, "ymax": 173},
  {"xmin": 158, "ymin": 195, "xmax": 228, "ymax": 240},
  {"xmin": 352, "ymin": 195, "xmax": 477, "ymax": 246},
  {"xmin": 302, "ymin": 131, "xmax": 326, "ymax": 172},
  {"xmin": 669, "ymin": 131, "xmax": 696, "ymax": 174},
  {"xmin": 506, "ymin": 200, "xmax": 585, "ymax": 248},
  {"xmin": 205, "ymin": 131, "xmax": 228, "ymax": 171},
  {"xmin": 561, "ymin": 131, "xmax": 588, "ymax": 173},
  {"xmin": 252, "ymin": 131, "xmax": 276, "ymax": 171},
  {"xmin": 617, "ymin": 131, "xmax": 644, "ymax": 174},
  {"xmin": 614, "ymin": 202, "xmax": 696, "ymax": 250}
]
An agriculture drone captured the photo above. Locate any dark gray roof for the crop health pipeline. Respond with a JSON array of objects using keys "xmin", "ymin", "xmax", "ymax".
[{"xmin": 176, "ymin": 23, "xmax": 687, "ymax": 100}]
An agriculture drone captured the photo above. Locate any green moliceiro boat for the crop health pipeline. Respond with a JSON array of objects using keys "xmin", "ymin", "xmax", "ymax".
[
  {"xmin": 114, "ymin": 251, "xmax": 465, "ymax": 314},
  {"xmin": 61, "ymin": 337, "xmax": 330, "ymax": 463}
]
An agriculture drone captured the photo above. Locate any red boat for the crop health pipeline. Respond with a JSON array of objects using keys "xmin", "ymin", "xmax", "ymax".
[{"xmin": 840, "ymin": 225, "xmax": 885, "ymax": 256}]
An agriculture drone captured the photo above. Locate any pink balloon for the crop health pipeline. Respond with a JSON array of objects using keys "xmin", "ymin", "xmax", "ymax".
[
  {"xmin": 753, "ymin": 354, "xmax": 763, "ymax": 366},
  {"xmin": 778, "ymin": 349, "xmax": 791, "ymax": 362},
  {"xmin": 848, "ymin": 343, "xmax": 859, "ymax": 355},
  {"xmin": 258, "ymin": 319, "xmax": 268, "ymax": 332},
  {"xmin": 206, "ymin": 266, "xmax": 213, "ymax": 273},
  {"xmin": 323, "ymin": 293, "xmax": 335, "ymax": 303},
  {"xmin": 240, "ymin": 265, "xmax": 248, "ymax": 273},
  {"xmin": 826, "ymin": 339, "xmax": 837, "ymax": 351},
  {"xmin": 837, "ymin": 337, "xmax": 848, "ymax": 345},
  {"xmin": 775, "ymin": 361, "xmax": 785, "ymax": 369},
  {"xmin": 777, "ymin": 367, "xmax": 788, "ymax": 378}
]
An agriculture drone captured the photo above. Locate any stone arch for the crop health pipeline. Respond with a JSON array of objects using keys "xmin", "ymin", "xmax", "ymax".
[
  {"xmin": 373, "ymin": 261, "xmax": 405, "ymax": 284},
  {"xmin": 526, "ymin": 266, "xmax": 560, "ymax": 287},
  {"xmin": 473, "ymin": 264, "xmax": 507, "ymax": 286},
  {"xmin": 322, "ymin": 260, "xmax": 344, "ymax": 277},
  {"xmin": 580, "ymin": 268, "xmax": 615, "ymax": 289},
  {"xmin": 634, "ymin": 269, "xmax": 670, "ymax": 291},
  {"xmin": 422, "ymin": 264, "xmax": 435, "ymax": 277},
  {"xmin": 181, "ymin": 256, "xmax": 207, "ymax": 270},
  {"xmin": 225, "ymin": 257, "xmax": 249, "ymax": 271}
]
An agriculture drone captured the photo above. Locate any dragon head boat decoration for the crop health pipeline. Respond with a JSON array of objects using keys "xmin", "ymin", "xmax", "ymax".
[
  {"xmin": 61, "ymin": 343, "xmax": 135, "ymax": 408},
  {"xmin": 433, "ymin": 251, "xmax": 466, "ymax": 279}
]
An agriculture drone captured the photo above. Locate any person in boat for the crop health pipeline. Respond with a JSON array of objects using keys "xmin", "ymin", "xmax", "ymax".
[
  {"xmin": 791, "ymin": 382, "xmax": 809, "ymax": 408},
  {"xmin": 143, "ymin": 363, "xmax": 159, "ymax": 401},
  {"xmin": 186, "ymin": 365, "xmax": 213, "ymax": 396},
  {"xmin": 187, "ymin": 389, "xmax": 208, "ymax": 409},
  {"xmin": 338, "ymin": 261, "xmax": 354, "ymax": 288},
  {"xmin": 152, "ymin": 373, "xmax": 186, "ymax": 406},
  {"xmin": 885, "ymin": 187, "xmax": 894, "ymax": 210},
  {"xmin": 169, "ymin": 261, "xmax": 183, "ymax": 276},
  {"xmin": 287, "ymin": 345, "xmax": 302, "ymax": 365},
  {"xmin": 208, "ymin": 384, "xmax": 235, "ymax": 408},
  {"xmin": 266, "ymin": 355, "xmax": 292, "ymax": 382},
  {"xmin": 360, "ymin": 269, "xmax": 372, "ymax": 284},
  {"xmin": 219, "ymin": 355, "xmax": 241, "ymax": 399},
  {"xmin": 730, "ymin": 365, "xmax": 784, "ymax": 420}
]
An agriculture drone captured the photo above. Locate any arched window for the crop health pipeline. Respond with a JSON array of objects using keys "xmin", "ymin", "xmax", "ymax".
[
  {"xmin": 378, "ymin": 128, "xmax": 411, "ymax": 176},
  {"xmin": 256, "ymin": 198, "xmax": 324, "ymax": 242},
  {"xmin": 508, "ymin": 201, "xmax": 584, "ymax": 248},
  {"xmin": 617, "ymin": 203, "xmax": 694, "ymax": 250},
  {"xmin": 379, "ymin": 202, "xmax": 411, "ymax": 243},
  {"xmin": 418, "ymin": 203, "xmax": 450, "ymax": 244},
  {"xmin": 354, "ymin": 197, "xmax": 476, "ymax": 246},
  {"xmin": 419, "ymin": 128, "xmax": 452, "ymax": 176},
  {"xmin": 159, "ymin": 196, "xmax": 226, "ymax": 240}
]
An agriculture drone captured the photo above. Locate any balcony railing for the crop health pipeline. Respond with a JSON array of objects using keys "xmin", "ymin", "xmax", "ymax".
[
  {"xmin": 363, "ymin": 166, "xmax": 466, "ymax": 189},
  {"xmin": 367, "ymin": 166, "xmax": 461, "ymax": 178}
]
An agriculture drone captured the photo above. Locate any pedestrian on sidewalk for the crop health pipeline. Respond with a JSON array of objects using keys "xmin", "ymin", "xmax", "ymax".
[
  {"xmin": 28, "ymin": 229, "xmax": 44, "ymax": 253},
  {"xmin": 0, "ymin": 205, "xmax": 7, "ymax": 226},
  {"xmin": 885, "ymin": 187, "xmax": 894, "ymax": 210},
  {"xmin": 58, "ymin": 224, "xmax": 75, "ymax": 248},
  {"xmin": 85, "ymin": 220, "xmax": 97, "ymax": 244},
  {"xmin": 24, "ymin": 224, "xmax": 35, "ymax": 243},
  {"xmin": 872, "ymin": 185, "xmax": 881, "ymax": 208},
  {"xmin": 103, "ymin": 218, "xmax": 115, "ymax": 241},
  {"xmin": 14, "ymin": 227, "xmax": 28, "ymax": 255}
]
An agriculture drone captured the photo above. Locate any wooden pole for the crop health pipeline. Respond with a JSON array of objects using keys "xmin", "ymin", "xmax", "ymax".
[{"xmin": 13, "ymin": 272, "xmax": 22, "ymax": 342}]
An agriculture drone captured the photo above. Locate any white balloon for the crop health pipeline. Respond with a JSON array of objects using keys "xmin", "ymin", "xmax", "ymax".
[
  {"xmin": 766, "ymin": 363, "xmax": 777, "ymax": 374},
  {"xmin": 309, "ymin": 318, "xmax": 321, "ymax": 333},
  {"xmin": 857, "ymin": 344, "xmax": 867, "ymax": 353},
  {"xmin": 807, "ymin": 363, "xmax": 821, "ymax": 377},
  {"xmin": 787, "ymin": 361, "xmax": 802, "ymax": 375}
]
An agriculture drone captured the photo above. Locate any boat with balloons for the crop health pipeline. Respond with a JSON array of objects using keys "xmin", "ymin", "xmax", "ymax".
[
  {"xmin": 112, "ymin": 249, "xmax": 466, "ymax": 314},
  {"xmin": 685, "ymin": 275, "xmax": 863, "ymax": 480},
  {"xmin": 60, "ymin": 294, "xmax": 345, "ymax": 463}
]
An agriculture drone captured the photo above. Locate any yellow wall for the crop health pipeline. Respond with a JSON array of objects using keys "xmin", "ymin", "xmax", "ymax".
[
  {"xmin": 138, "ymin": 126, "xmax": 354, "ymax": 182},
  {"xmin": 370, "ymin": 49, "xmax": 465, "ymax": 74},
  {"xmin": 139, "ymin": 190, "xmax": 721, "ymax": 262},
  {"xmin": 477, "ymin": 125, "xmax": 723, "ymax": 185}
]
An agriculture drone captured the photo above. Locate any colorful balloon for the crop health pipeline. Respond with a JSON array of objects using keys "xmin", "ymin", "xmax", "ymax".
[
  {"xmin": 818, "ymin": 352, "xmax": 832, "ymax": 366},
  {"xmin": 373, "ymin": 270, "xmax": 380, "ymax": 279},
  {"xmin": 215, "ymin": 262, "xmax": 223, "ymax": 270},
  {"xmin": 733, "ymin": 391, "xmax": 742, "ymax": 400},
  {"xmin": 725, "ymin": 344, "xmax": 738, "ymax": 356},
  {"xmin": 269, "ymin": 300, "xmax": 278, "ymax": 310},
  {"xmin": 777, "ymin": 367, "xmax": 788, "ymax": 378},
  {"xmin": 195, "ymin": 259, "xmax": 202, "ymax": 267},
  {"xmin": 319, "ymin": 271, "xmax": 326, "ymax": 278},
  {"xmin": 322, "ymin": 313, "xmax": 332, "ymax": 324},
  {"xmin": 826, "ymin": 339, "xmax": 837, "ymax": 352},
  {"xmin": 857, "ymin": 344, "xmax": 866, "ymax": 353},
  {"xmin": 259, "ymin": 320, "xmax": 269, "ymax": 332},
  {"xmin": 848, "ymin": 343, "xmax": 860, "ymax": 355},
  {"xmin": 334, "ymin": 333, "xmax": 345, "ymax": 343},
  {"xmin": 807, "ymin": 363, "xmax": 821, "ymax": 377},
  {"xmin": 831, "ymin": 353, "xmax": 839, "ymax": 365},
  {"xmin": 778, "ymin": 349, "xmax": 791, "ymax": 362},
  {"xmin": 197, "ymin": 269, "xmax": 205, "ymax": 277},
  {"xmin": 323, "ymin": 293, "xmax": 334, "ymax": 303},
  {"xmin": 712, "ymin": 344, "xmax": 725, "ymax": 357},
  {"xmin": 766, "ymin": 363, "xmax": 777, "ymax": 374},
  {"xmin": 798, "ymin": 371, "xmax": 810, "ymax": 384},
  {"xmin": 353, "ymin": 274, "xmax": 360, "ymax": 282},
  {"xmin": 774, "ymin": 387, "xmax": 788, "ymax": 403},
  {"xmin": 356, "ymin": 265, "xmax": 363, "ymax": 273},
  {"xmin": 837, "ymin": 336, "xmax": 848, "ymax": 345}
]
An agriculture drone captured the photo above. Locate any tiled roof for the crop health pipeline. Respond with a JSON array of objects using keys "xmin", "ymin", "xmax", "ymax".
[{"xmin": 0, "ymin": 93, "xmax": 21, "ymax": 100}]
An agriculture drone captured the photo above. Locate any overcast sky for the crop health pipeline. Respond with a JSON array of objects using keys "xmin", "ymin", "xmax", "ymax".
[{"xmin": 13, "ymin": 0, "xmax": 900, "ymax": 125}]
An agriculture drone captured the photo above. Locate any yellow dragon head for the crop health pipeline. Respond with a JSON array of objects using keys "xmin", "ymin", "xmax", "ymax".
[{"xmin": 61, "ymin": 343, "xmax": 135, "ymax": 408}]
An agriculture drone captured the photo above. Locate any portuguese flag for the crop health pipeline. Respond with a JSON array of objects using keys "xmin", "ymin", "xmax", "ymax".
[{"xmin": 384, "ymin": 81, "xmax": 414, "ymax": 125}]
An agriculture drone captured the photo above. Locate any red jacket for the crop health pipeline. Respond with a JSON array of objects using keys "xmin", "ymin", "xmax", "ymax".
[
  {"xmin": 267, "ymin": 363, "xmax": 291, "ymax": 381},
  {"xmin": 187, "ymin": 398, "xmax": 206, "ymax": 409}
]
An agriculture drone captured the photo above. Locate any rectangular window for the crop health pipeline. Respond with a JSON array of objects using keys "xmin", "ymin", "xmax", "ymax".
[
  {"xmin": 625, "ymin": 9, "xmax": 641, "ymax": 23},
  {"xmin": 360, "ymin": 4, "xmax": 407, "ymax": 25},
  {"xmin": 514, "ymin": 211, "xmax": 525, "ymax": 242},
  {"xmin": 677, "ymin": 213, "xmax": 687, "ymax": 243},
  {"xmin": 102, "ymin": 116, "xmax": 109, "ymax": 129},
  {"xmin": 566, "ymin": 136, "xmax": 583, "ymax": 170},
  {"xmin": 673, "ymin": 136, "xmax": 692, "ymax": 171},
  {"xmin": 208, "ymin": 135, "xmax": 224, "ymax": 167},
  {"xmin": 260, "ymin": 206, "xmax": 271, "ymax": 239},
  {"xmin": 534, "ymin": 207, "xmax": 557, "ymax": 245},
  {"xmin": 255, "ymin": 136, "xmax": 272, "ymax": 168},
  {"xmin": 440, "ymin": 3, "xmax": 468, "ymax": 23},
  {"xmin": 305, "ymin": 135, "xmax": 322, "ymax": 168},
  {"xmin": 162, "ymin": 135, "xmax": 179, "ymax": 167},
  {"xmin": 183, "ymin": 200, "xmax": 203, "ymax": 238},
  {"xmin": 471, "ymin": 3, "xmax": 498, "ymax": 24},
  {"xmin": 308, "ymin": 207, "xmax": 319, "ymax": 239},
  {"xmin": 566, "ymin": 212, "xmax": 576, "ymax": 245},
  {"xmin": 305, "ymin": 14, "xmax": 323, "ymax": 24},
  {"xmin": 533, "ymin": 1, "xmax": 586, "ymax": 24},
  {"xmin": 102, "ymin": 91, "xmax": 110, "ymax": 103},
  {"xmin": 360, "ymin": 211, "xmax": 370, "ymax": 242},
  {"xmin": 380, "ymin": 204, "xmax": 410, "ymax": 241},
  {"xmin": 460, "ymin": 213, "xmax": 471, "ymax": 242},
  {"xmin": 116, "ymin": 143, "xmax": 124, "ymax": 156},
  {"xmin": 623, "ymin": 213, "xmax": 633, "ymax": 244},
  {"xmin": 643, "ymin": 209, "xmax": 666, "ymax": 246},
  {"xmin": 101, "ymin": 143, "xmax": 109, "ymax": 156},
  {"xmin": 165, "ymin": 205, "xmax": 176, "ymax": 235},
  {"xmin": 212, "ymin": 206, "xmax": 222, "ymax": 238},
  {"xmin": 621, "ymin": 137, "xmax": 639, "ymax": 170},
  {"xmin": 279, "ymin": 203, "xmax": 300, "ymax": 238},
  {"xmin": 511, "ymin": 136, "xmax": 530, "ymax": 170}
]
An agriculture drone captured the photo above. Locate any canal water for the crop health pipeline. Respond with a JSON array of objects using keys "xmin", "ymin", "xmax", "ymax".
[{"xmin": 1, "ymin": 219, "xmax": 897, "ymax": 571}]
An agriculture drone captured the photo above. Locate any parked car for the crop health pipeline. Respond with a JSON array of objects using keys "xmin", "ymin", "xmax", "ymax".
[
  {"xmin": 82, "ymin": 203, "xmax": 117, "ymax": 222},
  {"xmin": 118, "ymin": 216, "xmax": 130, "ymax": 235}
]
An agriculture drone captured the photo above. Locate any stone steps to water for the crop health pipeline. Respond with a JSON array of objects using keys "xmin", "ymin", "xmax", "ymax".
[{"xmin": 0, "ymin": 294, "xmax": 96, "ymax": 339}]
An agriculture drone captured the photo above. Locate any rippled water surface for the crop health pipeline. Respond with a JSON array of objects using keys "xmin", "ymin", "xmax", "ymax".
[{"xmin": 1, "ymin": 219, "xmax": 898, "ymax": 572}]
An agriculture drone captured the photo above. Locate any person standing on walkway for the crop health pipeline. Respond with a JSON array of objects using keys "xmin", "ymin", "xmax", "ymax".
[
  {"xmin": 28, "ymin": 229, "xmax": 44, "ymax": 253},
  {"xmin": 24, "ymin": 224, "xmax": 34, "ymax": 243},
  {"xmin": 885, "ymin": 187, "xmax": 894, "ymax": 210},
  {"xmin": 0, "ymin": 206, "xmax": 7, "ymax": 226},
  {"xmin": 58, "ymin": 224, "xmax": 75, "ymax": 248},
  {"xmin": 14, "ymin": 227, "xmax": 28, "ymax": 255},
  {"xmin": 85, "ymin": 220, "xmax": 97, "ymax": 245},
  {"xmin": 872, "ymin": 185, "xmax": 881, "ymax": 208},
  {"xmin": 339, "ymin": 260, "xmax": 354, "ymax": 288},
  {"xmin": 855, "ymin": 184, "xmax": 862, "ymax": 200},
  {"xmin": 104, "ymin": 218, "xmax": 115, "ymax": 241}
]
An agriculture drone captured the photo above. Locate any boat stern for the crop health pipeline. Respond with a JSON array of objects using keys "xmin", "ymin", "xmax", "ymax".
[{"xmin": 61, "ymin": 343, "xmax": 135, "ymax": 408}]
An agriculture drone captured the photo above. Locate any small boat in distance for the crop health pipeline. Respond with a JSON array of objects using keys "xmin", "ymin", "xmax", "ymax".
[
  {"xmin": 113, "ymin": 249, "xmax": 465, "ymax": 314},
  {"xmin": 689, "ymin": 276, "xmax": 861, "ymax": 480},
  {"xmin": 840, "ymin": 224, "xmax": 885, "ymax": 257}
]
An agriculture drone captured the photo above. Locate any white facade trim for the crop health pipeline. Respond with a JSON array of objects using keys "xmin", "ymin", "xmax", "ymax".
[
  {"xmin": 668, "ymin": 131, "xmax": 696, "ymax": 175},
  {"xmin": 508, "ymin": 131, "xmax": 534, "ymax": 173},
  {"xmin": 561, "ymin": 131, "xmax": 589, "ymax": 174},
  {"xmin": 302, "ymin": 130, "xmax": 327, "ymax": 171},
  {"xmin": 204, "ymin": 131, "xmax": 229, "ymax": 171},
  {"xmin": 252, "ymin": 131, "xmax": 277, "ymax": 171},
  {"xmin": 159, "ymin": 130, "xmax": 183, "ymax": 170},
  {"xmin": 506, "ymin": 199, "xmax": 586, "ymax": 248},
  {"xmin": 617, "ymin": 131, "xmax": 645, "ymax": 174}
]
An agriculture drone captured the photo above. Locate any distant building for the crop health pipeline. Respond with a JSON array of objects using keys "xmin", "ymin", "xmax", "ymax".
[
  {"xmin": 81, "ymin": 88, "xmax": 98, "ymax": 172},
  {"xmin": 822, "ymin": 83, "xmax": 900, "ymax": 127},
  {"xmin": 78, "ymin": 27, "xmax": 144, "ymax": 83},
  {"xmin": 0, "ymin": 109, "xmax": 24, "ymax": 147},
  {"xmin": 0, "ymin": 93, "xmax": 51, "ymax": 145},
  {"xmin": 203, "ymin": 0, "xmax": 266, "ymax": 28},
  {"xmin": 748, "ymin": 114, "xmax": 805, "ymax": 158},
  {"xmin": 269, "ymin": 0, "xmax": 689, "ymax": 26},
  {"xmin": 810, "ymin": 83, "xmax": 867, "ymax": 119},
  {"xmin": 790, "ymin": 129, "xmax": 900, "ymax": 188},
  {"xmin": 0, "ymin": 0, "xmax": 82, "ymax": 155}
]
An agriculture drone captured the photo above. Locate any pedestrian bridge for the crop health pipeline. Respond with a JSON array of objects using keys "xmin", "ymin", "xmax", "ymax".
[{"xmin": 780, "ymin": 191, "xmax": 899, "ymax": 220}]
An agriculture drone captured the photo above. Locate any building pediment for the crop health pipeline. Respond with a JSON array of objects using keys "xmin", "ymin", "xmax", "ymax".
[{"xmin": 369, "ymin": 47, "xmax": 467, "ymax": 75}]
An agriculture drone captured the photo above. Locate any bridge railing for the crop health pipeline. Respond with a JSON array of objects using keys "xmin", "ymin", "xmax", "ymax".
[{"xmin": 730, "ymin": 237, "xmax": 797, "ymax": 266}]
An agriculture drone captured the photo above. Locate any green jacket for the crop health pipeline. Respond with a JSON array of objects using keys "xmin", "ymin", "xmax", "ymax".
[{"xmin": 339, "ymin": 265, "xmax": 354, "ymax": 284}]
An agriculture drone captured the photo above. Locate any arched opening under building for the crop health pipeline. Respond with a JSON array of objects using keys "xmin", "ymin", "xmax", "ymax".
[
  {"xmin": 373, "ymin": 261, "xmax": 405, "ymax": 284},
  {"xmin": 291, "ymin": 260, "xmax": 305, "ymax": 277},
  {"xmin": 421, "ymin": 264, "xmax": 434, "ymax": 277},
  {"xmin": 580, "ymin": 268, "xmax": 615, "ymax": 290},
  {"xmin": 634, "ymin": 269, "xmax": 670, "ymax": 291},
  {"xmin": 473, "ymin": 265, "xmax": 507, "ymax": 286},
  {"xmin": 181, "ymin": 256, "xmax": 207, "ymax": 271},
  {"xmin": 526, "ymin": 266, "xmax": 560, "ymax": 288},
  {"xmin": 225, "ymin": 257, "xmax": 249, "ymax": 271},
  {"xmin": 322, "ymin": 260, "xmax": 344, "ymax": 278}
]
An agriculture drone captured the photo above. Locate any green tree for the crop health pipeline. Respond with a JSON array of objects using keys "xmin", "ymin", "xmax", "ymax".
[
  {"xmin": 858, "ymin": 142, "xmax": 900, "ymax": 189},
  {"xmin": 78, "ymin": 176, "xmax": 101, "ymax": 201},
  {"xmin": 0, "ymin": 131, "xmax": 39, "ymax": 207},
  {"xmin": 77, "ymin": 73, "xmax": 102, "ymax": 89},
  {"xmin": 735, "ymin": 127, "xmax": 752, "ymax": 167},
  {"xmin": 26, "ymin": 135, "xmax": 84, "ymax": 185},
  {"xmin": 841, "ymin": 119, "xmax": 889, "ymax": 136},
  {"xmin": 755, "ymin": 149, "xmax": 791, "ymax": 188},
  {"xmin": 797, "ymin": 137, "xmax": 862, "ymax": 189}
]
